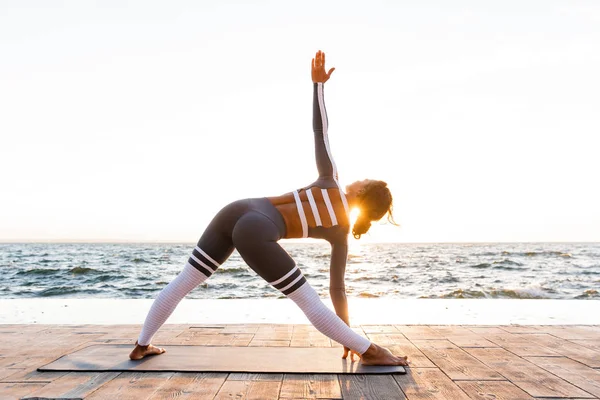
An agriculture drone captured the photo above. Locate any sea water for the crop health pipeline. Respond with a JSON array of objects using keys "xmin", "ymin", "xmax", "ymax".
[{"xmin": 1, "ymin": 242, "xmax": 598, "ymax": 300}]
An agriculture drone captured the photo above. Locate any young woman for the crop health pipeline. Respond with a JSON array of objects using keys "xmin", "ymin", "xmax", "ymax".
[{"xmin": 129, "ymin": 50, "xmax": 408, "ymax": 367}]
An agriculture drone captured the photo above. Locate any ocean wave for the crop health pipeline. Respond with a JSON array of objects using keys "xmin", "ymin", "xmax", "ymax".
[
  {"xmin": 520, "ymin": 251, "xmax": 571, "ymax": 257},
  {"xmin": 439, "ymin": 276, "xmax": 460, "ymax": 283},
  {"xmin": 575, "ymin": 289, "xmax": 599, "ymax": 299},
  {"xmin": 69, "ymin": 266, "xmax": 99, "ymax": 275},
  {"xmin": 423, "ymin": 287, "xmax": 554, "ymax": 299},
  {"xmin": 17, "ymin": 268, "xmax": 61, "ymax": 276},
  {"xmin": 358, "ymin": 292, "xmax": 379, "ymax": 298},
  {"xmin": 87, "ymin": 274, "xmax": 126, "ymax": 283},
  {"xmin": 38, "ymin": 259, "xmax": 61, "ymax": 264},
  {"xmin": 217, "ymin": 267, "xmax": 250, "ymax": 274},
  {"xmin": 36, "ymin": 286, "xmax": 86, "ymax": 297},
  {"xmin": 3, "ymin": 242, "xmax": 599, "ymax": 300},
  {"xmin": 492, "ymin": 259, "xmax": 524, "ymax": 267}
]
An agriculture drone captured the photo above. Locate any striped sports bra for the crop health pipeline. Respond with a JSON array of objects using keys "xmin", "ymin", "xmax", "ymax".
[{"xmin": 268, "ymin": 186, "xmax": 350, "ymax": 239}]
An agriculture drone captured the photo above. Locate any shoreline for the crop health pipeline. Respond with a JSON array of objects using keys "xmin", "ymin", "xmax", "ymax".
[{"xmin": 1, "ymin": 298, "xmax": 599, "ymax": 325}]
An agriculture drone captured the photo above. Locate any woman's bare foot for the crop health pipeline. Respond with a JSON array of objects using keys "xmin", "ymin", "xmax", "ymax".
[
  {"xmin": 129, "ymin": 341, "xmax": 166, "ymax": 360},
  {"xmin": 360, "ymin": 343, "xmax": 409, "ymax": 366}
]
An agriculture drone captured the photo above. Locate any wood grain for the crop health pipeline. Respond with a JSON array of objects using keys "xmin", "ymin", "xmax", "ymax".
[
  {"xmin": 411, "ymin": 340, "xmax": 504, "ymax": 380},
  {"xmin": 394, "ymin": 368, "xmax": 471, "ymax": 399},
  {"xmin": 455, "ymin": 381, "xmax": 534, "ymax": 400},
  {"xmin": 339, "ymin": 375, "xmax": 406, "ymax": 400},
  {"xmin": 21, "ymin": 372, "xmax": 120, "ymax": 399},
  {"xmin": 146, "ymin": 372, "xmax": 227, "ymax": 400},
  {"xmin": 466, "ymin": 347, "xmax": 594, "ymax": 398},
  {"xmin": 85, "ymin": 372, "xmax": 174, "ymax": 400},
  {"xmin": 522, "ymin": 334, "xmax": 600, "ymax": 367},
  {"xmin": 525, "ymin": 356, "xmax": 600, "ymax": 397},
  {"xmin": 280, "ymin": 374, "xmax": 342, "ymax": 399}
]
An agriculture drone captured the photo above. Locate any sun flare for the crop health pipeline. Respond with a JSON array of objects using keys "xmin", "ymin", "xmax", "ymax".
[{"xmin": 349, "ymin": 208, "xmax": 360, "ymax": 228}]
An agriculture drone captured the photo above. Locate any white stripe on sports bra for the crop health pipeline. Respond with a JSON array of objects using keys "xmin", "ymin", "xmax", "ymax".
[
  {"xmin": 293, "ymin": 190, "xmax": 308, "ymax": 238},
  {"xmin": 321, "ymin": 188, "xmax": 338, "ymax": 226},
  {"xmin": 305, "ymin": 188, "xmax": 322, "ymax": 227}
]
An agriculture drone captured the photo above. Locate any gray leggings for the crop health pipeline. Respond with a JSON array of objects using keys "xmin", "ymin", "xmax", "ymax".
[{"xmin": 188, "ymin": 198, "xmax": 307, "ymax": 295}]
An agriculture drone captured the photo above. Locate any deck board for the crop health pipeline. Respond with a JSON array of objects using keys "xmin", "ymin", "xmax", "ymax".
[
  {"xmin": 411, "ymin": 340, "xmax": 504, "ymax": 380},
  {"xmin": 280, "ymin": 374, "xmax": 342, "ymax": 399},
  {"xmin": 524, "ymin": 357, "xmax": 600, "ymax": 398},
  {"xmin": 394, "ymin": 368, "xmax": 472, "ymax": 399},
  {"xmin": 466, "ymin": 347, "xmax": 595, "ymax": 398},
  {"xmin": 0, "ymin": 324, "xmax": 598, "ymax": 400}
]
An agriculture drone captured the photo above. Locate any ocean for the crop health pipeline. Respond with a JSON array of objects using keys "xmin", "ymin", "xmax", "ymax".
[{"xmin": 0, "ymin": 242, "xmax": 598, "ymax": 300}]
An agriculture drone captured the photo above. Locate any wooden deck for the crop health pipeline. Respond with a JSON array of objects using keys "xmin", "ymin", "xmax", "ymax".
[{"xmin": 1, "ymin": 324, "xmax": 599, "ymax": 399}]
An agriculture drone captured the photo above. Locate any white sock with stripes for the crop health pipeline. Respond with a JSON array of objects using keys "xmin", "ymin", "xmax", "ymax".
[
  {"xmin": 137, "ymin": 263, "xmax": 207, "ymax": 346},
  {"xmin": 286, "ymin": 282, "xmax": 372, "ymax": 354}
]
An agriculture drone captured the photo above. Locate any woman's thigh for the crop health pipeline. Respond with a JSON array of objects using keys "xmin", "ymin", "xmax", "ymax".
[{"xmin": 232, "ymin": 212, "xmax": 304, "ymax": 294}]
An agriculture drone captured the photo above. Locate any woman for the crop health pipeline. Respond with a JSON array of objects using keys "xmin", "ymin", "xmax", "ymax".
[{"xmin": 129, "ymin": 50, "xmax": 408, "ymax": 367}]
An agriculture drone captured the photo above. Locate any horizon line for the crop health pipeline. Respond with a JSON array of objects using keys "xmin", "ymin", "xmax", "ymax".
[{"xmin": 1, "ymin": 239, "xmax": 598, "ymax": 245}]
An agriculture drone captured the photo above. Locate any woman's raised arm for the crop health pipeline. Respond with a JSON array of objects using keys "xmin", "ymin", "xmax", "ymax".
[{"xmin": 311, "ymin": 50, "xmax": 339, "ymax": 182}]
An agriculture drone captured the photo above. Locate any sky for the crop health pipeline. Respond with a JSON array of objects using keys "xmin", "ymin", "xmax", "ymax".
[{"xmin": 1, "ymin": 0, "xmax": 599, "ymax": 243}]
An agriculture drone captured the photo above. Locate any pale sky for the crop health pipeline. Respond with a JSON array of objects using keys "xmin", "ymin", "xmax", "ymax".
[{"xmin": 1, "ymin": 0, "xmax": 599, "ymax": 243}]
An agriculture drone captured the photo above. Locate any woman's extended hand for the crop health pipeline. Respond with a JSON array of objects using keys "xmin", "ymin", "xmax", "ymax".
[
  {"xmin": 312, "ymin": 50, "xmax": 335, "ymax": 83},
  {"xmin": 343, "ymin": 346, "xmax": 360, "ymax": 362}
]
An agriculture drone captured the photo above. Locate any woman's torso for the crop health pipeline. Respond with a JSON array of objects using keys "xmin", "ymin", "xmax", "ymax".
[{"xmin": 267, "ymin": 179, "xmax": 350, "ymax": 243}]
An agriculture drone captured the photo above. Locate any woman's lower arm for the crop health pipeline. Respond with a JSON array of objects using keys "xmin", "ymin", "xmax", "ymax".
[{"xmin": 330, "ymin": 288, "xmax": 350, "ymax": 325}]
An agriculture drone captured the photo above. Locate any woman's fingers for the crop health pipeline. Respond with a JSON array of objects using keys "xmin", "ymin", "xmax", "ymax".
[{"xmin": 327, "ymin": 67, "xmax": 335, "ymax": 78}]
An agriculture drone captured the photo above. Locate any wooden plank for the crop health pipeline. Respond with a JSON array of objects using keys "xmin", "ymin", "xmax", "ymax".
[
  {"xmin": 214, "ymin": 378, "xmax": 282, "ymax": 400},
  {"xmin": 221, "ymin": 325, "xmax": 261, "ymax": 334},
  {"xmin": 362, "ymin": 325, "xmax": 400, "ymax": 333},
  {"xmin": 455, "ymin": 381, "xmax": 534, "ymax": 400},
  {"xmin": 367, "ymin": 334, "xmax": 436, "ymax": 368},
  {"xmin": 280, "ymin": 374, "xmax": 342, "ymax": 399},
  {"xmin": 1, "ymin": 357, "xmax": 68, "ymax": 383},
  {"xmin": 540, "ymin": 325, "xmax": 600, "ymax": 340},
  {"xmin": 290, "ymin": 331, "xmax": 332, "ymax": 348},
  {"xmin": 498, "ymin": 325, "xmax": 543, "ymax": 334},
  {"xmin": 395, "ymin": 326, "xmax": 445, "ymax": 339},
  {"xmin": 446, "ymin": 335, "xmax": 499, "ymax": 348},
  {"xmin": 482, "ymin": 334, "xmax": 561, "ymax": 357},
  {"xmin": 21, "ymin": 372, "xmax": 120, "ymax": 399},
  {"xmin": 228, "ymin": 373, "xmax": 284, "ymax": 381},
  {"xmin": 339, "ymin": 375, "xmax": 406, "ymax": 400},
  {"xmin": 0, "ymin": 382, "xmax": 47, "ymax": 400},
  {"xmin": 428, "ymin": 326, "xmax": 499, "ymax": 348},
  {"xmin": 525, "ymin": 356, "xmax": 600, "ymax": 397},
  {"xmin": 394, "ymin": 368, "xmax": 471, "ymax": 399},
  {"xmin": 173, "ymin": 333, "xmax": 254, "ymax": 346},
  {"xmin": 570, "ymin": 339, "xmax": 600, "ymax": 352},
  {"xmin": 467, "ymin": 327, "xmax": 506, "ymax": 335},
  {"xmin": 147, "ymin": 372, "xmax": 227, "ymax": 400},
  {"xmin": 466, "ymin": 347, "xmax": 594, "ymax": 398},
  {"xmin": 249, "ymin": 339, "xmax": 290, "ymax": 347},
  {"xmin": 523, "ymin": 334, "xmax": 600, "ymax": 367},
  {"xmin": 85, "ymin": 372, "xmax": 173, "ymax": 399},
  {"xmin": 411, "ymin": 340, "xmax": 504, "ymax": 380}
]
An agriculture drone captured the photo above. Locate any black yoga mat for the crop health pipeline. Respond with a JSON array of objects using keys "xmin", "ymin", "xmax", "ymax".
[{"xmin": 38, "ymin": 344, "xmax": 406, "ymax": 374}]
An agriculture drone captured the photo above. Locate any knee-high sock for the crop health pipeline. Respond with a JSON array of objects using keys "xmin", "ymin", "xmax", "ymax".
[
  {"xmin": 137, "ymin": 263, "xmax": 207, "ymax": 346},
  {"xmin": 287, "ymin": 282, "xmax": 372, "ymax": 354}
]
